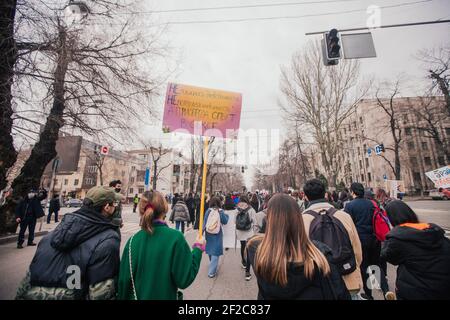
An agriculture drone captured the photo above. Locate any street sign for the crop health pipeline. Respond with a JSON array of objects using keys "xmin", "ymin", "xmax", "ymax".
[
  {"xmin": 375, "ymin": 145, "xmax": 383, "ymax": 155},
  {"xmin": 100, "ymin": 145, "xmax": 109, "ymax": 155},
  {"xmin": 341, "ymin": 32, "xmax": 377, "ymax": 59}
]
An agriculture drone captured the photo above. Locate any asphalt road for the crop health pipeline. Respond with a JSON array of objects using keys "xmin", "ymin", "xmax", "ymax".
[{"xmin": 0, "ymin": 200, "xmax": 448, "ymax": 300}]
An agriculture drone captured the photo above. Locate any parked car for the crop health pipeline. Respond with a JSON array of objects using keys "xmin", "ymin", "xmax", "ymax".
[
  {"xmin": 65, "ymin": 198, "xmax": 83, "ymax": 207},
  {"xmin": 429, "ymin": 188, "xmax": 450, "ymax": 200}
]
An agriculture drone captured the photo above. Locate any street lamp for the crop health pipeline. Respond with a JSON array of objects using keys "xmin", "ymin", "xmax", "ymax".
[{"xmin": 64, "ymin": 1, "xmax": 90, "ymax": 27}]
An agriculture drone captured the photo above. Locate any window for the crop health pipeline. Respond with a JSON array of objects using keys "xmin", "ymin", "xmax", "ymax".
[
  {"xmin": 121, "ymin": 170, "xmax": 125, "ymax": 177},
  {"xmin": 407, "ymin": 141, "xmax": 415, "ymax": 150},
  {"xmin": 130, "ymin": 177, "xmax": 135, "ymax": 184},
  {"xmin": 85, "ymin": 178, "xmax": 94, "ymax": 185},
  {"xmin": 361, "ymin": 174, "xmax": 365, "ymax": 182},
  {"xmin": 446, "ymin": 128, "xmax": 450, "ymax": 136},
  {"xmin": 368, "ymin": 172, "xmax": 372, "ymax": 182},
  {"xmin": 413, "ymin": 172, "xmax": 421, "ymax": 182},
  {"xmin": 129, "ymin": 188, "xmax": 133, "ymax": 194},
  {"xmin": 403, "ymin": 114, "xmax": 409, "ymax": 124},
  {"xmin": 137, "ymin": 170, "xmax": 145, "ymax": 182},
  {"xmin": 421, "ymin": 142, "xmax": 428, "ymax": 150},
  {"xmin": 131, "ymin": 166, "xmax": 136, "ymax": 171},
  {"xmin": 139, "ymin": 154, "xmax": 147, "ymax": 160},
  {"xmin": 54, "ymin": 179, "xmax": 58, "ymax": 185},
  {"xmin": 138, "ymin": 187, "xmax": 144, "ymax": 194},
  {"xmin": 74, "ymin": 179, "xmax": 79, "ymax": 186},
  {"xmin": 424, "ymin": 157, "xmax": 432, "ymax": 166},
  {"xmin": 438, "ymin": 156, "xmax": 445, "ymax": 166},
  {"xmin": 87, "ymin": 165, "xmax": 97, "ymax": 173},
  {"xmin": 405, "ymin": 128, "xmax": 412, "ymax": 136},
  {"xmin": 365, "ymin": 158, "xmax": 369, "ymax": 168},
  {"xmin": 410, "ymin": 157, "xmax": 418, "ymax": 167},
  {"xmin": 173, "ymin": 165, "xmax": 181, "ymax": 176},
  {"xmin": 64, "ymin": 179, "xmax": 68, "ymax": 186},
  {"xmin": 357, "ymin": 147, "xmax": 360, "ymax": 155},
  {"xmin": 359, "ymin": 159, "xmax": 362, "ymax": 168}
]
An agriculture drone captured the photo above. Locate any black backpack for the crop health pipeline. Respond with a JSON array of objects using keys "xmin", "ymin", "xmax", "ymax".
[
  {"xmin": 305, "ymin": 208, "xmax": 356, "ymax": 275},
  {"xmin": 236, "ymin": 207, "xmax": 252, "ymax": 231}
]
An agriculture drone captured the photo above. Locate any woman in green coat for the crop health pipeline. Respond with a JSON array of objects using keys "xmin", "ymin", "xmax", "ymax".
[{"xmin": 118, "ymin": 190, "xmax": 205, "ymax": 300}]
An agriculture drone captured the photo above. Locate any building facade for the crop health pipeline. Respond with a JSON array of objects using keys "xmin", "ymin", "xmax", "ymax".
[{"xmin": 310, "ymin": 96, "xmax": 449, "ymax": 194}]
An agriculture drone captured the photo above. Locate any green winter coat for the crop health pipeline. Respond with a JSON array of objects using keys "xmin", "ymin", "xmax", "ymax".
[{"xmin": 118, "ymin": 224, "xmax": 202, "ymax": 300}]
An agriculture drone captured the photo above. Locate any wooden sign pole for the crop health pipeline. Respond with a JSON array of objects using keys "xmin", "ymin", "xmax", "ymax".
[{"xmin": 198, "ymin": 136, "xmax": 209, "ymax": 238}]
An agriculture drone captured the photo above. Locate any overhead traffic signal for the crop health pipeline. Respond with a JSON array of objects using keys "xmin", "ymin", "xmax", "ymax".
[{"xmin": 326, "ymin": 28, "xmax": 341, "ymax": 60}]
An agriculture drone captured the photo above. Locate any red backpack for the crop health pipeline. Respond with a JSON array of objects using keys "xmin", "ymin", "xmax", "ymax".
[{"xmin": 371, "ymin": 200, "xmax": 391, "ymax": 241}]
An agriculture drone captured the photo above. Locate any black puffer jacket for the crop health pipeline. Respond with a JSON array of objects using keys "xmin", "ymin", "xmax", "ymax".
[
  {"xmin": 29, "ymin": 206, "xmax": 120, "ymax": 293},
  {"xmin": 381, "ymin": 223, "xmax": 450, "ymax": 300},
  {"xmin": 247, "ymin": 239, "xmax": 350, "ymax": 300}
]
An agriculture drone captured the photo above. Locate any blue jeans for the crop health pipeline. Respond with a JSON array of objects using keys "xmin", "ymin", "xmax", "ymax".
[
  {"xmin": 208, "ymin": 255, "xmax": 219, "ymax": 276},
  {"xmin": 176, "ymin": 221, "xmax": 185, "ymax": 233}
]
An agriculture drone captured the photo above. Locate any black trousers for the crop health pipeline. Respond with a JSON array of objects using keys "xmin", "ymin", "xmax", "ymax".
[
  {"xmin": 47, "ymin": 209, "xmax": 59, "ymax": 223},
  {"xmin": 240, "ymin": 240, "xmax": 250, "ymax": 272},
  {"xmin": 360, "ymin": 237, "xmax": 389, "ymax": 298},
  {"xmin": 18, "ymin": 216, "xmax": 37, "ymax": 245},
  {"xmin": 133, "ymin": 203, "xmax": 138, "ymax": 213}
]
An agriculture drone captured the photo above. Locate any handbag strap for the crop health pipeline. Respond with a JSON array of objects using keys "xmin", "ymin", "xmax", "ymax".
[{"xmin": 128, "ymin": 235, "xmax": 138, "ymax": 300}]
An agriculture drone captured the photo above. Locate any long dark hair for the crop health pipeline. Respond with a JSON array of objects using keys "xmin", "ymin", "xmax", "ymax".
[
  {"xmin": 249, "ymin": 193, "xmax": 330, "ymax": 286},
  {"xmin": 385, "ymin": 200, "xmax": 419, "ymax": 227},
  {"xmin": 224, "ymin": 194, "xmax": 235, "ymax": 210}
]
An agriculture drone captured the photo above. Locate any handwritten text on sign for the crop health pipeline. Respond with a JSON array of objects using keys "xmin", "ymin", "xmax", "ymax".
[
  {"xmin": 162, "ymin": 83, "xmax": 242, "ymax": 138},
  {"xmin": 425, "ymin": 165, "xmax": 450, "ymax": 189}
]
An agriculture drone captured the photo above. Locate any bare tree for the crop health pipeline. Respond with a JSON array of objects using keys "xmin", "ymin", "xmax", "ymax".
[
  {"xmin": 280, "ymin": 40, "xmax": 369, "ymax": 187},
  {"xmin": 417, "ymin": 45, "xmax": 450, "ymax": 116},
  {"xmin": 0, "ymin": 0, "xmax": 18, "ymax": 197},
  {"xmin": 412, "ymin": 96, "xmax": 450, "ymax": 163},
  {"xmin": 149, "ymin": 144, "xmax": 172, "ymax": 190},
  {"xmin": 1, "ymin": 0, "xmax": 169, "ymax": 234},
  {"xmin": 374, "ymin": 80, "xmax": 403, "ymax": 180}
]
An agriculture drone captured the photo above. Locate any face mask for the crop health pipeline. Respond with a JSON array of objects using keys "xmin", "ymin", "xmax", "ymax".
[{"xmin": 115, "ymin": 188, "xmax": 121, "ymax": 193}]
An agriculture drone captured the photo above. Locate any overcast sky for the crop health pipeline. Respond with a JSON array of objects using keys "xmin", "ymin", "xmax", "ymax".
[{"xmin": 130, "ymin": 0, "xmax": 449, "ymax": 187}]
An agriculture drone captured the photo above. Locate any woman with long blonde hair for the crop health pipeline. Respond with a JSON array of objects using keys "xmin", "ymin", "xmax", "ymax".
[
  {"xmin": 246, "ymin": 193, "xmax": 350, "ymax": 300},
  {"xmin": 118, "ymin": 190, "xmax": 205, "ymax": 300}
]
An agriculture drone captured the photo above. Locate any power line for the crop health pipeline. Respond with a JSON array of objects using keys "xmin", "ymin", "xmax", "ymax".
[
  {"xmin": 121, "ymin": 0, "xmax": 362, "ymax": 14},
  {"xmin": 88, "ymin": 0, "xmax": 433, "ymax": 26}
]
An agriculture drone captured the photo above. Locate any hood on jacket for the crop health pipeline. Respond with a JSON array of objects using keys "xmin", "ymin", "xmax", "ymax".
[
  {"xmin": 387, "ymin": 223, "xmax": 446, "ymax": 250},
  {"xmin": 50, "ymin": 206, "xmax": 118, "ymax": 252}
]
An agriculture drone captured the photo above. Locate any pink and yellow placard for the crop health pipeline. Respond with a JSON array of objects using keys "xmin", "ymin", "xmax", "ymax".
[{"xmin": 162, "ymin": 83, "xmax": 242, "ymax": 138}]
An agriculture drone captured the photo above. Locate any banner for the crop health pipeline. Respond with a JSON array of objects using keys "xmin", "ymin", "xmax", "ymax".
[
  {"xmin": 425, "ymin": 165, "xmax": 450, "ymax": 189},
  {"xmin": 385, "ymin": 180, "xmax": 405, "ymax": 198},
  {"xmin": 162, "ymin": 83, "xmax": 242, "ymax": 138},
  {"xmin": 222, "ymin": 210, "xmax": 240, "ymax": 249}
]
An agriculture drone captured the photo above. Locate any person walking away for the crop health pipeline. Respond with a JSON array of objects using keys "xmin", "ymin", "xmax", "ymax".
[
  {"xmin": 193, "ymin": 193, "xmax": 201, "ymax": 230},
  {"xmin": 47, "ymin": 194, "xmax": 61, "ymax": 224},
  {"xmin": 235, "ymin": 195, "xmax": 257, "ymax": 280},
  {"xmin": 302, "ymin": 179, "xmax": 363, "ymax": 300},
  {"xmin": 16, "ymin": 186, "xmax": 122, "ymax": 300},
  {"xmin": 345, "ymin": 182, "xmax": 391, "ymax": 300},
  {"xmin": 246, "ymin": 193, "xmax": 350, "ymax": 300},
  {"xmin": 375, "ymin": 188, "xmax": 393, "ymax": 209},
  {"xmin": 381, "ymin": 200, "xmax": 450, "ymax": 300},
  {"xmin": 133, "ymin": 194, "xmax": 139, "ymax": 213},
  {"xmin": 118, "ymin": 190, "xmax": 205, "ymax": 300},
  {"xmin": 109, "ymin": 180, "xmax": 124, "ymax": 228},
  {"xmin": 15, "ymin": 188, "xmax": 47, "ymax": 249},
  {"xmin": 185, "ymin": 193, "xmax": 195, "ymax": 229},
  {"xmin": 169, "ymin": 198, "xmax": 190, "ymax": 234},
  {"xmin": 203, "ymin": 197, "xmax": 229, "ymax": 278},
  {"xmin": 250, "ymin": 193, "xmax": 260, "ymax": 212}
]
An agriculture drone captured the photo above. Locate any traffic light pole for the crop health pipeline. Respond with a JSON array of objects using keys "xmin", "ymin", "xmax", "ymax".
[{"xmin": 305, "ymin": 19, "xmax": 450, "ymax": 35}]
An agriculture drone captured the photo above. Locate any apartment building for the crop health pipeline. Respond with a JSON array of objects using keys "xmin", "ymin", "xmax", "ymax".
[{"xmin": 310, "ymin": 96, "xmax": 449, "ymax": 194}]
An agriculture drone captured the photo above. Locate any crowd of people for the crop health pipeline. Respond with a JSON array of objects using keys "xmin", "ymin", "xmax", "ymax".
[{"xmin": 14, "ymin": 179, "xmax": 450, "ymax": 300}]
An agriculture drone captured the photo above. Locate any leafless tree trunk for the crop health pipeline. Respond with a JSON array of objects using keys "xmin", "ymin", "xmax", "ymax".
[
  {"xmin": 0, "ymin": 0, "xmax": 18, "ymax": 197},
  {"xmin": 374, "ymin": 81, "xmax": 403, "ymax": 180},
  {"xmin": 149, "ymin": 144, "xmax": 171, "ymax": 190},
  {"xmin": 280, "ymin": 40, "xmax": 369, "ymax": 187}
]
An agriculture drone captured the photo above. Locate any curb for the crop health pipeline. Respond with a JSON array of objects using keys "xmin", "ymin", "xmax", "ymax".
[{"xmin": 0, "ymin": 231, "xmax": 49, "ymax": 245}]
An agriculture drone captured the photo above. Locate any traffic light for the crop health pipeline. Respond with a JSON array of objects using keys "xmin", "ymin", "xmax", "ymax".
[
  {"xmin": 325, "ymin": 28, "xmax": 341, "ymax": 60},
  {"xmin": 241, "ymin": 166, "xmax": 245, "ymax": 173}
]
